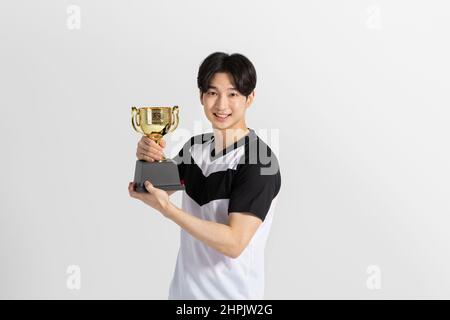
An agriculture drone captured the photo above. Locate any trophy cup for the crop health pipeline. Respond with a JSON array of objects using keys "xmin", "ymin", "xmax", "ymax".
[{"xmin": 131, "ymin": 106, "xmax": 185, "ymax": 192}]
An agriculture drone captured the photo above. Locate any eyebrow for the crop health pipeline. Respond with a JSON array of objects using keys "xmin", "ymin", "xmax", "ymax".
[{"xmin": 207, "ymin": 85, "xmax": 237, "ymax": 91}]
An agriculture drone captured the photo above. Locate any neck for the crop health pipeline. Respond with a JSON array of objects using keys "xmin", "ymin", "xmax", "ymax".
[{"xmin": 213, "ymin": 126, "xmax": 250, "ymax": 152}]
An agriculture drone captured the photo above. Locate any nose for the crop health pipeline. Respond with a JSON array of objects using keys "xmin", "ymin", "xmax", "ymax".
[{"xmin": 215, "ymin": 94, "xmax": 228, "ymax": 110}]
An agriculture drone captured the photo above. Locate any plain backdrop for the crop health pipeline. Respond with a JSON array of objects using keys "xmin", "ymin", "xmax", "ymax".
[{"xmin": 1, "ymin": 0, "xmax": 449, "ymax": 299}]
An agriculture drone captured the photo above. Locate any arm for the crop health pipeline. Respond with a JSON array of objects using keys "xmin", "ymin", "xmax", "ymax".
[
  {"xmin": 164, "ymin": 202, "xmax": 262, "ymax": 258},
  {"xmin": 128, "ymin": 181, "xmax": 261, "ymax": 258}
]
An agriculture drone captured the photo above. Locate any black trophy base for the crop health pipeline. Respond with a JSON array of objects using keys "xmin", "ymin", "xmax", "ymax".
[{"xmin": 133, "ymin": 159, "xmax": 185, "ymax": 192}]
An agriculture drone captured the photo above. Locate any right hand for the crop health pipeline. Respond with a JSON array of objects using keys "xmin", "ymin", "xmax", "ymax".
[{"xmin": 136, "ymin": 136, "xmax": 166, "ymax": 162}]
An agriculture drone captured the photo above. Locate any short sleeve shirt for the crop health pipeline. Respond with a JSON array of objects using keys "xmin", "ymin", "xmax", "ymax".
[{"xmin": 168, "ymin": 128, "xmax": 281, "ymax": 299}]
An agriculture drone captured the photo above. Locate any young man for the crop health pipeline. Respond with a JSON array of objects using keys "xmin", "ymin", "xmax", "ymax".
[{"xmin": 128, "ymin": 52, "xmax": 281, "ymax": 299}]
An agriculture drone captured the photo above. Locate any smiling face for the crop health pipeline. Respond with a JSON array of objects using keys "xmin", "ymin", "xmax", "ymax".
[{"xmin": 200, "ymin": 72, "xmax": 255, "ymax": 131}]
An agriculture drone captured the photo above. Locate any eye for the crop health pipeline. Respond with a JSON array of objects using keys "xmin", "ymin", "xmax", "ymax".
[
  {"xmin": 230, "ymin": 92, "xmax": 238, "ymax": 97},
  {"xmin": 207, "ymin": 92, "xmax": 217, "ymax": 96}
]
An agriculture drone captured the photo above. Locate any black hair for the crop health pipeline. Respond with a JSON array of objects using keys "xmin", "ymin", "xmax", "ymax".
[{"xmin": 197, "ymin": 52, "xmax": 257, "ymax": 99}]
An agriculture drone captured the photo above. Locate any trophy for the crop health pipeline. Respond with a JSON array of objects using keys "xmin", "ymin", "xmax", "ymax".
[{"xmin": 131, "ymin": 106, "xmax": 185, "ymax": 192}]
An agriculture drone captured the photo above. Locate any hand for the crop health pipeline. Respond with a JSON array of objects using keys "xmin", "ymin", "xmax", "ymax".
[
  {"xmin": 128, "ymin": 181, "xmax": 172, "ymax": 217},
  {"xmin": 136, "ymin": 137, "xmax": 166, "ymax": 162}
]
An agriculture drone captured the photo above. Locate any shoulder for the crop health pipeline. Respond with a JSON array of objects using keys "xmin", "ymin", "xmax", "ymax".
[
  {"xmin": 228, "ymin": 134, "xmax": 281, "ymax": 221},
  {"xmin": 239, "ymin": 134, "xmax": 281, "ymax": 174},
  {"xmin": 233, "ymin": 134, "xmax": 281, "ymax": 196}
]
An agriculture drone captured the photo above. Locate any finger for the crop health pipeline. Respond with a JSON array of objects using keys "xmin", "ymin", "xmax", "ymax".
[
  {"xmin": 144, "ymin": 180, "xmax": 154, "ymax": 193},
  {"xmin": 138, "ymin": 141, "xmax": 152, "ymax": 152},
  {"xmin": 128, "ymin": 182, "xmax": 141, "ymax": 199},
  {"xmin": 137, "ymin": 150, "xmax": 162, "ymax": 161},
  {"xmin": 128, "ymin": 182, "xmax": 135, "ymax": 196},
  {"xmin": 136, "ymin": 151, "xmax": 153, "ymax": 161},
  {"xmin": 139, "ymin": 143, "xmax": 164, "ymax": 157},
  {"xmin": 147, "ymin": 137, "xmax": 164, "ymax": 152},
  {"xmin": 141, "ymin": 136, "xmax": 152, "ymax": 146},
  {"xmin": 142, "ymin": 136, "xmax": 163, "ymax": 150},
  {"xmin": 154, "ymin": 141, "xmax": 164, "ymax": 152},
  {"xmin": 139, "ymin": 148, "xmax": 164, "ymax": 160},
  {"xmin": 139, "ymin": 153, "xmax": 153, "ymax": 162},
  {"xmin": 159, "ymin": 138, "xmax": 166, "ymax": 148},
  {"xmin": 128, "ymin": 182, "xmax": 136, "ymax": 196},
  {"xmin": 138, "ymin": 153, "xmax": 163, "ymax": 162}
]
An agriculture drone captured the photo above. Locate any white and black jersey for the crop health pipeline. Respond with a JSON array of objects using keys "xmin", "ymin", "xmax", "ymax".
[{"xmin": 168, "ymin": 128, "xmax": 281, "ymax": 299}]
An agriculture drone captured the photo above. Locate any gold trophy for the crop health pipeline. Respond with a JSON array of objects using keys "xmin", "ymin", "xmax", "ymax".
[{"xmin": 131, "ymin": 106, "xmax": 184, "ymax": 192}]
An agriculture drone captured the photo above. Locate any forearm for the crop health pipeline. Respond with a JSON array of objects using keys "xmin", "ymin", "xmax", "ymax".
[{"xmin": 164, "ymin": 202, "xmax": 239, "ymax": 258}]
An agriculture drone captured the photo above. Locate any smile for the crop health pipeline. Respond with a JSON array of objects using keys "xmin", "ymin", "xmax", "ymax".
[{"xmin": 213, "ymin": 113, "xmax": 231, "ymax": 121}]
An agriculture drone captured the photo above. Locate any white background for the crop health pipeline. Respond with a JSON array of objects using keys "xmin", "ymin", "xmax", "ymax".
[{"xmin": 0, "ymin": 0, "xmax": 449, "ymax": 299}]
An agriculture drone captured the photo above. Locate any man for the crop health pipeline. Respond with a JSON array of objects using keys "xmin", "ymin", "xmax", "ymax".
[{"xmin": 128, "ymin": 52, "xmax": 281, "ymax": 299}]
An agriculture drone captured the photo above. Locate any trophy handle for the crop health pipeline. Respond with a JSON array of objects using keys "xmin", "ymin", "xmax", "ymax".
[
  {"xmin": 169, "ymin": 106, "xmax": 179, "ymax": 133},
  {"xmin": 131, "ymin": 107, "xmax": 144, "ymax": 134}
]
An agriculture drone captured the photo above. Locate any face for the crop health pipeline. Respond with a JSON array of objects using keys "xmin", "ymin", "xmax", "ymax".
[{"xmin": 200, "ymin": 72, "xmax": 255, "ymax": 131}]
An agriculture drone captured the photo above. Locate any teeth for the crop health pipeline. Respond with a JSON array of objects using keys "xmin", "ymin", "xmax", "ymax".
[{"xmin": 215, "ymin": 113, "xmax": 230, "ymax": 118}]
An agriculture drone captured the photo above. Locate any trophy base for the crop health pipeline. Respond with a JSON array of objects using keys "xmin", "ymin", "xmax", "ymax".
[{"xmin": 133, "ymin": 159, "xmax": 185, "ymax": 192}]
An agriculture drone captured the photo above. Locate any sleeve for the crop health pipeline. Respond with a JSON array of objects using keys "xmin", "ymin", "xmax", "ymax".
[{"xmin": 228, "ymin": 162, "xmax": 281, "ymax": 222}]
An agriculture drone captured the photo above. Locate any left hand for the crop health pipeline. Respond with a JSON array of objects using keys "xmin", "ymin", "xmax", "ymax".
[{"xmin": 128, "ymin": 181, "xmax": 171, "ymax": 216}]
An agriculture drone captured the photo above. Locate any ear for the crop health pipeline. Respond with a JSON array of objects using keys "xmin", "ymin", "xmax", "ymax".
[{"xmin": 245, "ymin": 90, "xmax": 255, "ymax": 108}]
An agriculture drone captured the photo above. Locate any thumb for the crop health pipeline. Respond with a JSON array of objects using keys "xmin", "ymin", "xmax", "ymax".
[
  {"xmin": 159, "ymin": 138, "xmax": 166, "ymax": 148},
  {"xmin": 144, "ymin": 180, "xmax": 154, "ymax": 192}
]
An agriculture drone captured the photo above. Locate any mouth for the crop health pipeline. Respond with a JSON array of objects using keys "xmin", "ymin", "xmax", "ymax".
[{"xmin": 213, "ymin": 113, "xmax": 232, "ymax": 121}]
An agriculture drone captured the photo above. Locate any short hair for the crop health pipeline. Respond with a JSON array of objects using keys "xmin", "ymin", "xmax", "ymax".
[{"xmin": 197, "ymin": 52, "xmax": 257, "ymax": 99}]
